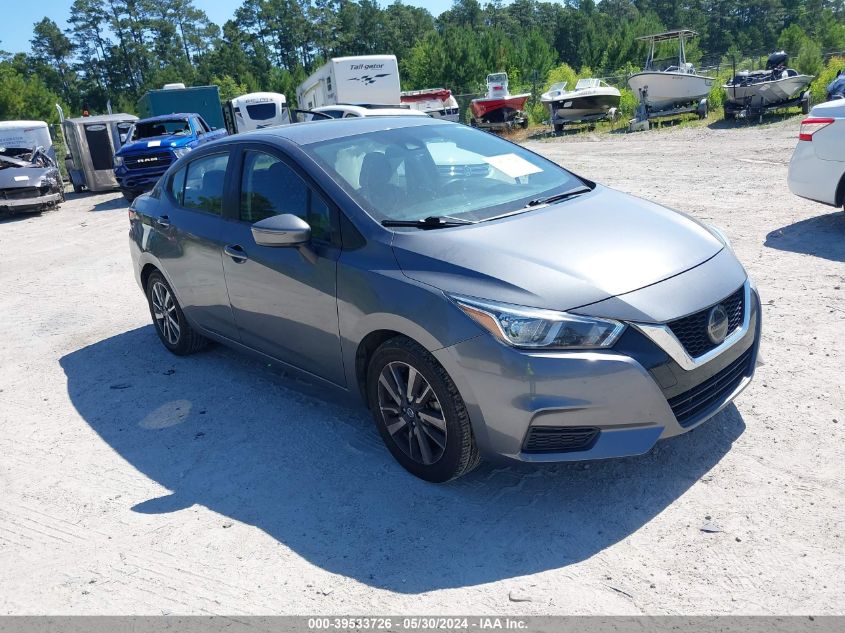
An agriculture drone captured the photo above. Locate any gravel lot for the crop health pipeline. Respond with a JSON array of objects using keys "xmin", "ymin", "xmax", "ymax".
[{"xmin": 1, "ymin": 118, "xmax": 843, "ymax": 615}]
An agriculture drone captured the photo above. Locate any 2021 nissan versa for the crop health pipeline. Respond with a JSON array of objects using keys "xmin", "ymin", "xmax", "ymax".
[{"xmin": 129, "ymin": 117, "xmax": 760, "ymax": 482}]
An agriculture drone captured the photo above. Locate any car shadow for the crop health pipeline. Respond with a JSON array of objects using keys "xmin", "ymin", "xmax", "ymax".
[
  {"xmin": 0, "ymin": 210, "xmax": 42, "ymax": 224},
  {"xmin": 764, "ymin": 210, "xmax": 845, "ymax": 262},
  {"xmin": 60, "ymin": 326, "xmax": 746, "ymax": 593},
  {"xmin": 92, "ymin": 196, "xmax": 128, "ymax": 212},
  {"xmin": 61, "ymin": 190, "xmax": 127, "ymax": 212}
]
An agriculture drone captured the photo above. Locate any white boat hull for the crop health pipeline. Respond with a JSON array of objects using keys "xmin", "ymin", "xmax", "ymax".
[
  {"xmin": 724, "ymin": 75, "xmax": 813, "ymax": 106},
  {"xmin": 541, "ymin": 87, "xmax": 621, "ymax": 123},
  {"xmin": 628, "ymin": 72, "xmax": 714, "ymax": 111}
]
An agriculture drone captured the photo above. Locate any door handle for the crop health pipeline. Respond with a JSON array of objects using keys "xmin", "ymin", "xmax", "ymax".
[
  {"xmin": 224, "ymin": 244, "xmax": 249, "ymax": 263},
  {"xmin": 155, "ymin": 215, "xmax": 170, "ymax": 227}
]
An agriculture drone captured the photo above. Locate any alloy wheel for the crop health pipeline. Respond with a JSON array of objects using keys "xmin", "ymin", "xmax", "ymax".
[
  {"xmin": 377, "ymin": 361, "xmax": 447, "ymax": 465},
  {"xmin": 150, "ymin": 281, "xmax": 181, "ymax": 346}
]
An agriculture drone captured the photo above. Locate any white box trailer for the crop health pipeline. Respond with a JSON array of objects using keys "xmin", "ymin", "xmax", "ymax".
[
  {"xmin": 296, "ymin": 55, "xmax": 401, "ymax": 109},
  {"xmin": 225, "ymin": 92, "xmax": 289, "ymax": 133}
]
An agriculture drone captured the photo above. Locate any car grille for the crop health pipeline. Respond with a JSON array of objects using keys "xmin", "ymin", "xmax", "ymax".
[
  {"xmin": 125, "ymin": 152, "xmax": 172, "ymax": 171},
  {"xmin": 667, "ymin": 348, "xmax": 753, "ymax": 427},
  {"xmin": 667, "ymin": 286, "xmax": 744, "ymax": 358},
  {"xmin": 523, "ymin": 426, "xmax": 600, "ymax": 453},
  {"xmin": 0, "ymin": 186, "xmax": 52, "ymax": 201},
  {"xmin": 437, "ymin": 164, "xmax": 490, "ymax": 178}
]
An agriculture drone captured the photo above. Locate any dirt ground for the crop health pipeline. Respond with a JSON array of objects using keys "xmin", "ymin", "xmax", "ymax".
[{"xmin": 1, "ymin": 118, "xmax": 843, "ymax": 615}]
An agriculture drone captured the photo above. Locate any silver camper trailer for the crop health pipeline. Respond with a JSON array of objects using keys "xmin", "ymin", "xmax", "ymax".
[{"xmin": 62, "ymin": 114, "xmax": 137, "ymax": 192}]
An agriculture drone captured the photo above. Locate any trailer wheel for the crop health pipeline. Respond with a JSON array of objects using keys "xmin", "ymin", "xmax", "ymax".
[
  {"xmin": 801, "ymin": 92, "xmax": 811, "ymax": 115},
  {"xmin": 553, "ymin": 123, "xmax": 564, "ymax": 133}
]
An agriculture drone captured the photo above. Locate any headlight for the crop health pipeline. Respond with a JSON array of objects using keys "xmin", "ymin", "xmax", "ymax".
[
  {"xmin": 113, "ymin": 156, "xmax": 123, "ymax": 167},
  {"xmin": 173, "ymin": 147, "xmax": 192, "ymax": 159},
  {"xmin": 448, "ymin": 294, "xmax": 625, "ymax": 349}
]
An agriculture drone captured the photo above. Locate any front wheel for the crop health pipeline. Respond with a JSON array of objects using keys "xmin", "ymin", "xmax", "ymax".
[
  {"xmin": 367, "ymin": 336, "xmax": 480, "ymax": 482},
  {"xmin": 146, "ymin": 271, "xmax": 208, "ymax": 355}
]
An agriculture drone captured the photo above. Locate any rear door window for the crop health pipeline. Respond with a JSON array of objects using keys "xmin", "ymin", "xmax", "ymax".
[{"xmin": 182, "ymin": 153, "xmax": 229, "ymax": 215}]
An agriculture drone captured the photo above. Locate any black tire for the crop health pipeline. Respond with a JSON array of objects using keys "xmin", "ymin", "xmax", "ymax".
[
  {"xmin": 72, "ymin": 183, "xmax": 83, "ymax": 194},
  {"xmin": 145, "ymin": 271, "xmax": 208, "ymax": 355},
  {"xmin": 122, "ymin": 190, "xmax": 137, "ymax": 202},
  {"xmin": 367, "ymin": 336, "xmax": 480, "ymax": 483},
  {"xmin": 553, "ymin": 123, "xmax": 564, "ymax": 133}
]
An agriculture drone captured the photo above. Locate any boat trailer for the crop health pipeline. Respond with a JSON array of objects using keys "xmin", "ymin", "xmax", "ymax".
[
  {"xmin": 470, "ymin": 109, "xmax": 529, "ymax": 132},
  {"xmin": 724, "ymin": 90, "xmax": 811, "ymax": 122},
  {"xmin": 628, "ymin": 87, "xmax": 708, "ymax": 132}
]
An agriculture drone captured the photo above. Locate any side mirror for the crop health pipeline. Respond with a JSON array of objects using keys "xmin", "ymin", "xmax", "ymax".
[{"xmin": 251, "ymin": 213, "xmax": 311, "ymax": 247}]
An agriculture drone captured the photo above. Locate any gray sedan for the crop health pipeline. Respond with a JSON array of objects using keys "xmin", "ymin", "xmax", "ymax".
[{"xmin": 129, "ymin": 117, "xmax": 760, "ymax": 482}]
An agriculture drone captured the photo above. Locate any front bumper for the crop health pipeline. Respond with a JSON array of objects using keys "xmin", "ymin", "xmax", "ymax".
[
  {"xmin": 432, "ymin": 287, "xmax": 761, "ymax": 463},
  {"xmin": 0, "ymin": 191, "xmax": 62, "ymax": 209},
  {"xmin": 115, "ymin": 165, "xmax": 168, "ymax": 194}
]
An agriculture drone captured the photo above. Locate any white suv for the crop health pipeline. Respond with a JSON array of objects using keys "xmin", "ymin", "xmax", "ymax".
[{"xmin": 788, "ymin": 100, "xmax": 845, "ymax": 210}]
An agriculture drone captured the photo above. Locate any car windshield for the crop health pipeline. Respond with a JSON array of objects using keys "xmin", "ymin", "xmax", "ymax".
[
  {"xmin": 305, "ymin": 124, "xmax": 586, "ymax": 222},
  {"xmin": 131, "ymin": 119, "xmax": 192, "ymax": 140}
]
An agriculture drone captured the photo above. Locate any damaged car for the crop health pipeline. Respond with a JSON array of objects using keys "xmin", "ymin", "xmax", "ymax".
[{"xmin": 0, "ymin": 145, "xmax": 64, "ymax": 214}]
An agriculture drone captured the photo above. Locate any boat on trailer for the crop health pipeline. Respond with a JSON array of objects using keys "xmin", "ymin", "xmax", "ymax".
[
  {"xmin": 723, "ymin": 52, "xmax": 813, "ymax": 120},
  {"xmin": 627, "ymin": 30, "xmax": 713, "ymax": 130},
  {"xmin": 541, "ymin": 78, "xmax": 621, "ymax": 131},
  {"xmin": 400, "ymin": 88, "xmax": 460, "ymax": 122},
  {"xmin": 469, "ymin": 73, "xmax": 530, "ymax": 131}
]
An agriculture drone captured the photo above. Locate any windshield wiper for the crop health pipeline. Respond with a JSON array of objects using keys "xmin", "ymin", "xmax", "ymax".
[
  {"xmin": 381, "ymin": 215, "xmax": 476, "ymax": 230},
  {"xmin": 525, "ymin": 186, "xmax": 592, "ymax": 207},
  {"xmin": 480, "ymin": 186, "xmax": 592, "ymax": 223}
]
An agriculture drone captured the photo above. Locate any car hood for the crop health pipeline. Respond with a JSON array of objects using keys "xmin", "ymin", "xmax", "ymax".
[
  {"xmin": 117, "ymin": 135, "xmax": 193, "ymax": 155},
  {"xmin": 0, "ymin": 166, "xmax": 59, "ymax": 189},
  {"xmin": 390, "ymin": 186, "xmax": 724, "ymax": 312}
]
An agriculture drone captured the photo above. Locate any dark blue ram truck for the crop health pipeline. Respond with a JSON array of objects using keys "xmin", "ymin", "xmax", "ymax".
[{"xmin": 113, "ymin": 113, "xmax": 227, "ymax": 201}]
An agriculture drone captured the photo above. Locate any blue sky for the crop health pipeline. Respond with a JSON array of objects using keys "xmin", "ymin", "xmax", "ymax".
[{"xmin": 3, "ymin": 0, "xmax": 458, "ymax": 54}]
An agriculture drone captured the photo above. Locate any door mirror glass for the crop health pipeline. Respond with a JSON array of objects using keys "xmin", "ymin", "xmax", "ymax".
[{"xmin": 251, "ymin": 213, "xmax": 311, "ymax": 247}]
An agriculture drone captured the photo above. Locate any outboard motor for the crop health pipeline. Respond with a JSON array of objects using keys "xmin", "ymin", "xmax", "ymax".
[{"xmin": 766, "ymin": 51, "xmax": 788, "ymax": 71}]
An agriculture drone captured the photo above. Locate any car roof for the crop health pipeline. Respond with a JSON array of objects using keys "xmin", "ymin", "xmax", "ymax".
[
  {"xmin": 66, "ymin": 114, "xmax": 138, "ymax": 124},
  {"xmin": 234, "ymin": 115, "xmax": 453, "ymax": 146},
  {"xmin": 313, "ymin": 104, "xmax": 427, "ymax": 116},
  {"xmin": 136, "ymin": 114, "xmax": 196, "ymax": 123}
]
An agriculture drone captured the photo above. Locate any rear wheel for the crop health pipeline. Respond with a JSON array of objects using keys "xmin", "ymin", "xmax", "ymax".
[
  {"xmin": 145, "ymin": 271, "xmax": 208, "ymax": 355},
  {"xmin": 367, "ymin": 336, "xmax": 480, "ymax": 482}
]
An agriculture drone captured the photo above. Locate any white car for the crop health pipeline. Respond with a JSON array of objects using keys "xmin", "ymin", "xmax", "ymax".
[
  {"xmin": 310, "ymin": 104, "xmax": 429, "ymax": 119},
  {"xmin": 787, "ymin": 99, "xmax": 845, "ymax": 210}
]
